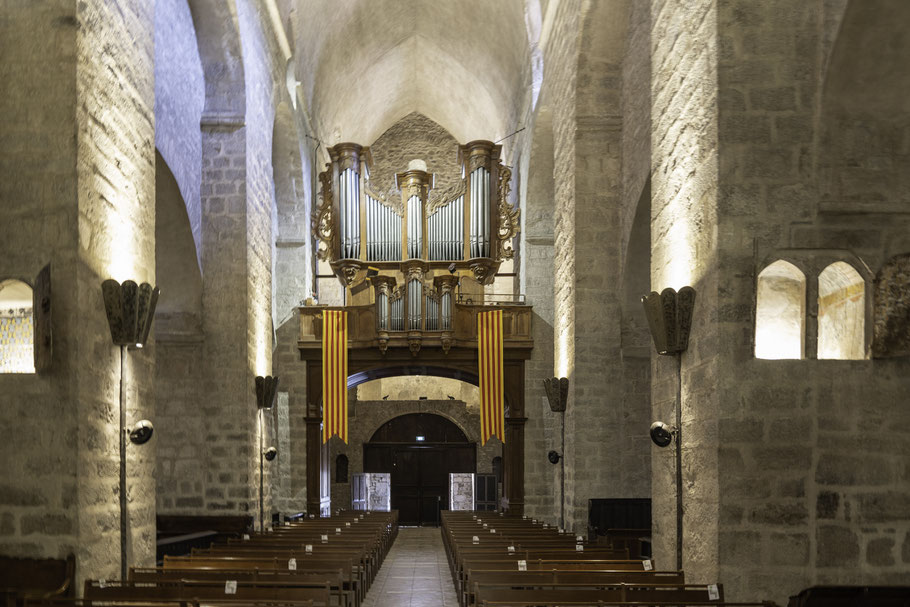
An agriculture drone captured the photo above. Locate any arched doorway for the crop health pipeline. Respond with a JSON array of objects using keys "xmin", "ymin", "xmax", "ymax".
[{"xmin": 364, "ymin": 413, "xmax": 475, "ymax": 526}]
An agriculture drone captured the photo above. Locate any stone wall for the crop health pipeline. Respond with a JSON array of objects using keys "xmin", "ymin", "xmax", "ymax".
[
  {"xmin": 711, "ymin": 1, "xmax": 910, "ymax": 602},
  {"xmin": 0, "ymin": 0, "xmax": 81, "ymax": 565},
  {"xmin": 649, "ymin": 0, "xmax": 720, "ymax": 585}
]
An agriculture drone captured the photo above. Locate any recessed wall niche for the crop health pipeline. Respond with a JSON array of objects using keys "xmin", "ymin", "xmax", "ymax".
[
  {"xmin": 818, "ymin": 261, "xmax": 866, "ymax": 360},
  {"xmin": 755, "ymin": 260, "xmax": 806, "ymax": 360},
  {"xmin": 0, "ymin": 279, "xmax": 34, "ymax": 373}
]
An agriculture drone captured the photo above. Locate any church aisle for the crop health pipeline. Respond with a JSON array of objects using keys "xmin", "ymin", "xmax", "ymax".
[{"xmin": 362, "ymin": 526, "xmax": 459, "ymax": 607}]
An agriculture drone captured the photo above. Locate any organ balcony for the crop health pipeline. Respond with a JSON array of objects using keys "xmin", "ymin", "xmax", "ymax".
[{"xmin": 304, "ymin": 139, "xmax": 528, "ymax": 355}]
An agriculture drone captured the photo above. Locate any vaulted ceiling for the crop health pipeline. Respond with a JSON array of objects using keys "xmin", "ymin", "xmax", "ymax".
[{"xmin": 292, "ymin": 0, "xmax": 536, "ymax": 146}]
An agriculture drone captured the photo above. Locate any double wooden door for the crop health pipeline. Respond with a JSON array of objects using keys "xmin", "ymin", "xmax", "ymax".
[{"xmin": 363, "ymin": 443, "xmax": 475, "ymax": 526}]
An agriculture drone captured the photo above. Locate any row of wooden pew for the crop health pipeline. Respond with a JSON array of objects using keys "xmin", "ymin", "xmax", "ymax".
[
  {"xmin": 20, "ymin": 510, "xmax": 398, "ymax": 607},
  {"xmin": 442, "ymin": 510, "xmax": 777, "ymax": 607}
]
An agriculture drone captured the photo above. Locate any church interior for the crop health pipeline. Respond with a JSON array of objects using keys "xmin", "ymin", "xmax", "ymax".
[{"xmin": 1, "ymin": 0, "xmax": 909, "ymax": 605}]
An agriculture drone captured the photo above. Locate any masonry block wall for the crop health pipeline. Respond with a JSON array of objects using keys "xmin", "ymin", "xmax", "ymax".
[
  {"xmin": 0, "ymin": 0, "xmax": 81, "ymax": 563},
  {"xmin": 711, "ymin": 1, "xmax": 910, "ymax": 602},
  {"xmin": 1, "ymin": 0, "xmax": 158, "ymax": 583},
  {"xmin": 153, "ymin": 0, "xmax": 207, "ymax": 517},
  {"xmin": 516, "ymin": 105, "xmax": 559, "ymax": 522},
  {"xmin": 649, "ymin": 0, "xmax": 721, "ymax": 586}
]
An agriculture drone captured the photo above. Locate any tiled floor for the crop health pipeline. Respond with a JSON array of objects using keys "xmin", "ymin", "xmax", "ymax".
[{"xmin": 363, "ymin": 527, "xmax": 459, "ymax": 607}]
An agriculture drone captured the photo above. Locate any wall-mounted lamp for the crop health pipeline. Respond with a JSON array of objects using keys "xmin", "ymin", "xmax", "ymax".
[
  {"xmin": 543, "ymin": 376, "xmax": 569, "ymax": 529},
  {"xmin": 255, "ymin": 375, "xmax": 280, "ymax": 532},
  {"xmin": 641, "ymin": 287, "xmax": 695, "ymax": 355},
  {"xmin": 543, "ymin": 377, "xmax": 569, "ymax": 412},
  {"xmin": 641, "ymin": 286, "xmax": 695, "ymax": 572},
  {"xmin": 101, "ymin": 279, "xmax": 159, "ymax": 581},
  {"xmin": 255, "ymin": 375, "xmax": 280, "ymax": 410}
]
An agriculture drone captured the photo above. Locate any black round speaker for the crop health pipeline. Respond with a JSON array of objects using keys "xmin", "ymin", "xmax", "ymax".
[
  {"xmin": 547, "ymin": 450, "xmax": 562, "ymax": 465},
  {"xmin": 264, "ymin": 447, "xmax": 278, "ymax": 461},
  {"xmin": 649, "ymin": 421, "xmax": 674, "ymax": 448},
  {"xmin": 129, "ymin": 420, "xmax": 154, "ymax": 445}
]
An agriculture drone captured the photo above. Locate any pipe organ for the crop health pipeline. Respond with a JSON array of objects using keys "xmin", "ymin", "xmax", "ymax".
[{"xmin": 312, "ymin": 139, "xmax": 520, "ymax": 354}]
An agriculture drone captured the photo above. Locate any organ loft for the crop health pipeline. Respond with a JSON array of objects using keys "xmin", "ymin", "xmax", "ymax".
[{"xmin": 1, "ymin": 1, "xmax": 909, "ymax": 606}]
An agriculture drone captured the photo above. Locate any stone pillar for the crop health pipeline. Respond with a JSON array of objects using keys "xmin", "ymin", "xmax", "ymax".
[
  {"xmin": 0, "ymin": 0, "xmax": 157, "ymax": 585},
  {"xmin": 650, "ymin": 0, "xmax": 720, "ymax": 585}
]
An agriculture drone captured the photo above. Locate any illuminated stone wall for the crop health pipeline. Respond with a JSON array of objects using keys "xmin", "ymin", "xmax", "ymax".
[
  {"xmin": 649, "ymin": 0, "xmax": 720, "ymax": 587},
  {"xmin": 0, "ymin": 0, "xmax": 157, "ymax": 586}
]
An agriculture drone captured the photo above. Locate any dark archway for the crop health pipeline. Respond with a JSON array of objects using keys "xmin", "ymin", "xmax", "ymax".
[{"xmin": 364, "ymin": 413, "xmax": 475, "ymax": 526}]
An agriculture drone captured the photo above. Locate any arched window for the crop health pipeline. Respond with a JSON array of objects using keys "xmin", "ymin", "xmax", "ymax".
[
  {"xmin": 0, "ymin": 279, "xmax": 35, "ymax": 373},
  {"xmin": 335, "ymin": 454, "xmax": 349, "ymax": 484},
  {"xmin": 755, "ymin": 260, "xmax": 805, "ymax": 359},
  {"xmin": 818, "ymin": 262, "xmax": 866, "ymax": 359}
]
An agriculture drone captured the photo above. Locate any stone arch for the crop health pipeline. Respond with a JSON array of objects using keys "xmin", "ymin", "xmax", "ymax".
[
  {"xmin": 334, "ymin": 453, "xmax": 349, "ymax": 484},
  {"xmin": 0, "ymin": 279, "xmax": 34, "ymax": 373},
  {"xmin": 367, "ymin": 412, "xmax": 470, "ymax": 444},
  {"xmin": 186, "ymin": 0, "xmax": 245, "ymax": 117},
  {"xmin": 154, "ymin": 0, "xmax": 205, "ymax": 266},
  {"xmin": 755, "ymin": 260, "xmax": 806, "ymax": 360},
  {"xmin": 154, "ymin": 150, "xmax": 206, "ymax": 515},
  {"xmin": 154, "ymin": 152, "xmax": 203, "ymax": 331},
  {"xmin": 818, "ymin": 261, "xmax": 866, "ymax": 360},
  {"xmin": 273, "ymin": 100, "xmax": 311, "ymax": 322}
]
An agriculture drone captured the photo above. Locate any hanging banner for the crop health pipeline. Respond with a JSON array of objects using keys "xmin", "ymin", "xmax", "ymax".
[
  {"xmin": 477, "ymin": 309, "xmax": 505, "ymax": 445},
  {"xmin": 322, "ymin": 310, "xmax": 348, "ymax": 443}
]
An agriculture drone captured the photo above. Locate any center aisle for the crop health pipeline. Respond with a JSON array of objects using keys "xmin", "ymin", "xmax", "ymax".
[{"xmin": 362, "ymin": 526, "xmax": 460, "ymax": 607}]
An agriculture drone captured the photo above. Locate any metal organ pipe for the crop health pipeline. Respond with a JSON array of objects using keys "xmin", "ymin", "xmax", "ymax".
[{"xmin": 441, "ymin": 291, "xmax": 452, "ymax": 330}]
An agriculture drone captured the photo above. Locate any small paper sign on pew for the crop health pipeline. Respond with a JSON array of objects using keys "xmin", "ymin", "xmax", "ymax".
[
  {"xmin": 708, "ymin": 584, "xmax": 720, "ymax": 600},
  {"xmin": 576, "ymin": 544, "xmax": 584, "ymax": 552},
  {"xmin": 473, "ymin": 515, "xmax": 477, "ymax": 520},
  {"xmin": 490, "ymin": 528, "xmax": 496, "ymax": 533},
  {"xmin": 242, "ymin": 534, "xmax": 250, "ymax": 541},
  {"xmin": 472, "ymin": 535, "xmax": 479, "ymax": 544},
  {"xmin": 336, "ymin": 527, "xmax": 342, "ymax": 534},
  {"xmin": 517, "ymin": 560, "xmax": 527, "ymax": 571},
  {"xmin": 288, "ymin": 558, "xmax": 297, "ymax": 571},
  {"xmin": 643, "ymin": 559, "xmax": 653, "ymax": 571},
  {"xmin": 346, "ymin": 522, "xmax": 351, "ymax": 526},
  {"xmin": 305, "ymin": 544, "xmax": 313, "ymax": 554},
  {"xmin": 321, "ymin": 534, "xmax": 328, "ymax": 543},
  {"xmin": 224, "ymin": 580, "xmax": 237, "ymax": 594},
  {"xmin": 353, "ymin": 518, "xmax": 358, "ymax": 523},
  {"xmin": 507, "ymin": 545, "xmax": 515, "ymax": 553},
  {"xmin": 483, "ymin": 523, "xmax": 488, "ymax": 528}
]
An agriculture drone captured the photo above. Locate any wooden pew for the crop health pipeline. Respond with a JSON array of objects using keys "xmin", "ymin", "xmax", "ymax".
[
  {"xmin": 0, "ymin": 554, "xmax": 75, "ymax": 602},
  {"xmin": 130, "ymin": 568, "xmax": 353, "ymax": 607},
  {"xmin": 84, "ymin": 579, "xmax": 331, "ymax": 607},
  {"xmin": 465, "ymin": 570, "xmax": 687, "ymax": 607},
  {"xmin": 25, "ymin": 598, "xmax": 314, "ymax": 607}
]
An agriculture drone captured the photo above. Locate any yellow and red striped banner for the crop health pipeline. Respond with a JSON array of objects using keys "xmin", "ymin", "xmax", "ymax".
[
  {"xmin": 478, "ymin": 309, "xmax": 505, "ymax": 445},
  {"xmin": 322, "ymin": 310, "xmax": 348, "ymax": 443}
]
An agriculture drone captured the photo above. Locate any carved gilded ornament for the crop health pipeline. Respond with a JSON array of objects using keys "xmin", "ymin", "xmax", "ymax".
[
  {"xmin": 426, "ymin": 180, "xmax": 466, "ymax": 215},
  {"xmin": 313, "ymin": 168, "xmax": 335, "ymax": 262},
  {"xmin": 496, "ymin": 166, "xmax": 520, "ymax": 261},
  {"xmin": 364, "ymin": 181, "xmax": 404, "ymax": 215}
]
